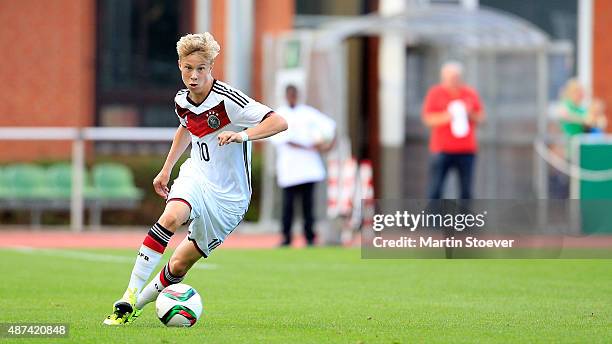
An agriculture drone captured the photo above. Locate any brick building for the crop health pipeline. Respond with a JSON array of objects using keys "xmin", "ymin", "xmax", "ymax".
[
  {"xmin": 593, "ymin": 0, "xmax": 612, "ymax": 116},
  {"xmin": 0, "ymin": 0, "xmax": 293, "ymax": 161},
  {"xmin": 0, "ymin": 0, "xmax": 610, "ymax": 164}
]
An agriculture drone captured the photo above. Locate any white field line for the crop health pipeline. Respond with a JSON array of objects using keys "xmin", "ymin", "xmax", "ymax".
[{"xmin": 3, "ymin": 246, "xmax": 217, "ymax": 270}]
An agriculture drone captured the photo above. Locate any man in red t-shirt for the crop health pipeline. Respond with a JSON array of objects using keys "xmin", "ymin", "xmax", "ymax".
[{"xmin": 422, "ymin": 61, "xmax": 485, "ymax": 199}]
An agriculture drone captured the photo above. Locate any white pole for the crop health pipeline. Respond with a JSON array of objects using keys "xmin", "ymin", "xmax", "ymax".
[
  {"xmin": 578, "ymin": 0, "xmax": 593, "ymax": 96},
  {"xmin": 461, "ymin": 0, "xmax": 479, "ymax": 11},
  {"xmin": 535, "ymin": 49, "xmax": 549, "ymax": 199},
  {"xmin": 259, "ymin": 36, "xmax": 277, "ymax": 226},
  {"xmin": 378, "ymin": 0, "xmax": 407, "ymax": 199},
  {"xmin": 70, "ymin": 136, "xmax": 85, "ymax": 231},
  {"xmin": 378, "ymin": 0, "xmax": 406, "ymax": 147},
  {"xmin": 194, "ymin": 0, "xmax": 211, "ymax": 33},
  {"xmin": 226, "ymin": 0, "xmax": 254, "ymax": 93}
]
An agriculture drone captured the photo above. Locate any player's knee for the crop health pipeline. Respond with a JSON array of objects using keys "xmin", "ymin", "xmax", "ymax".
[
  {"xmin": 158, "ymin": 212, "xmax": 182, "ymax": 231},
  {"xmin": 169, "ymin": 256, "xmax": 192, "ymax": 276}
]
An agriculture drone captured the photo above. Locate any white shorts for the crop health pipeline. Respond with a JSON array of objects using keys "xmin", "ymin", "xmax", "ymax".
[{"xmin": 167, "ymin": 159, "xmax": 246, "ymax": 257}]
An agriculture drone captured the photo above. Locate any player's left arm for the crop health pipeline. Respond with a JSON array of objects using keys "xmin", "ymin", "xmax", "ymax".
[
  {"xmin": 469, "ymin": 109, "xmax": 485, "ymax": 124},
  {"xmin": 218, "ymin": 112, "xmax": 287, "ymax": 146},
  {"xmin": 315, "ymin": 135, "xmax": 336, "ymax": 153}
]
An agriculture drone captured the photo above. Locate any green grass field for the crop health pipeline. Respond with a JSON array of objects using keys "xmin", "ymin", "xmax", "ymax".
[{"xmin": 0, "ymin": 247, "xmax": 610, "ymax": 343}]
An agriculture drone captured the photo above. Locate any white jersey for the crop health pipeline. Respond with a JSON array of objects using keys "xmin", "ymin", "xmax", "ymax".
[
  {"xmin": 271, "ymin": 104, "xmax": 336, "ymax": 188},
  {"xmin": 174, "ymin": 80, "xmax": 272, "ymax": 209}
]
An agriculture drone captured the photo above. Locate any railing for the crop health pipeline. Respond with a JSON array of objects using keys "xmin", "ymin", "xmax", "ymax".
[{"xmin": 0, "ymin": 127, "xmax": 177, "ymax": 231}]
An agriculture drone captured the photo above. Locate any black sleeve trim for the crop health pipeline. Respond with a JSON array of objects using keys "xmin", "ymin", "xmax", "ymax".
[
  {"xmin": 213, "ymin": 82, "xmax": 248, "ymax": 104},
  {"xmin": 212, "ymin": 87, "xmax": 247, "ymax": 108},
  {"xmin": 260, "ymin": 111, "xmax": 274, "ymax": 122}
]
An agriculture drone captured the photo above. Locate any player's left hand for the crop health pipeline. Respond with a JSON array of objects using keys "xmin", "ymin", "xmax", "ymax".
[{"xmin": 217, "ymin": 131, "xmax": 244, "ymax": 145}]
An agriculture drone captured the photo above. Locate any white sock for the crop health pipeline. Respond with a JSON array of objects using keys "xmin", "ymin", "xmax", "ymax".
[
  {"xmin": 135, "ymin": 262, "xmax": 184, "ymax": 309},
  {"xmin": 124, "ymin": 223, "xmax": 173, "ymax": 298},
  {"xmin": 125, "ymin": 246, "xmax": 162, "ymax": 297}
]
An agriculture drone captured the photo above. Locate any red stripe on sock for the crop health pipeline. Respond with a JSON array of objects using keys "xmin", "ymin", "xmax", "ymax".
[
  {"xmin": 159, "ymin": 268, "xmax": 170, "ymax": 287},
  {"xmin": 143, "ymin": 235, "xmax": 165, "ymax": 253}
]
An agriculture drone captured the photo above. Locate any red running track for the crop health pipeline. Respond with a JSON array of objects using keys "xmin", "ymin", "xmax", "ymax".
[{"xmin": 0, "ymin": 230, "xmax": 313, "ymax": 249}]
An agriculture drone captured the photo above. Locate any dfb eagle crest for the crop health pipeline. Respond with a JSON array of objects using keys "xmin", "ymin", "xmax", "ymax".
[{"xmin": 207, "ymin": 111, "xmax": 221, "ymax": 129}]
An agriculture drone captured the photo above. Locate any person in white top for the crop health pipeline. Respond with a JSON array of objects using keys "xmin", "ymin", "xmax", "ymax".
[
  {"xmin": 104, "ymin": 32, "xmax": 287, "ymax": 325},
  {"xmin": 272, "ymin": 85, "xmax": 336, "ymax": 246}
]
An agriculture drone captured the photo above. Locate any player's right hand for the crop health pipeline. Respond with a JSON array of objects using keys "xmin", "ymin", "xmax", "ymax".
[{"xmin": 153, "ymin": 171, "xmax": 170, "ymax": 199}]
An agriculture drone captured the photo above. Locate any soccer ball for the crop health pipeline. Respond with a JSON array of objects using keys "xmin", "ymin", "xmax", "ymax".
[{"xmin": 155, "ymin": 283, "xmax": 203, "ymax": 327}]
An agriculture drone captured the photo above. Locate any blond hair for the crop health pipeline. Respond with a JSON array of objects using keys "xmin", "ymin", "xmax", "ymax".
[{"xmin": 176, "ymin": 33, "xmax": 220, "ymax": 64}]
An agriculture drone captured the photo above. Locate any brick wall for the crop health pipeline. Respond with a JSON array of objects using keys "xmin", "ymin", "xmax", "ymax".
[
  {"xmin": 209, "ymin": 0, "xmax": 294, "ymax": 101},
  {"xmin": 210, "ymin": 0, "xmax": 227, "ymax": 81},
  {"xmin": 252, "ymin": 0, "xmax": 294, "ymax": 101},
  {"xmin": 593, "ymin": 0, "xmax": 612, "ymax": 131},
  {"xmin": 0, "ymin": 0, "xmax": 95, "ymax": 162}
]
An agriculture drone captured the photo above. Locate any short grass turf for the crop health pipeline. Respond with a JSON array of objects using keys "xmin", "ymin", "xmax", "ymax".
[{"xmin": 0, "ymin": 247, "xmax": 610, "ymax": 343}]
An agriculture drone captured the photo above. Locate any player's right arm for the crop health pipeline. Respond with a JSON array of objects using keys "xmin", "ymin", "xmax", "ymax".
[
  {"xmin": 422, "ymin": 110, "xmax": 452, "ymax": 127},
  {"xmin": 153, "ymin": 125, "xmax": 191, "ymax": 198},
  {"xmin": 558, "ymin": 105, "xmax": 587, "ymax": 124},
  {"xmin": 422, "ymin": 87, "xmax": 451, "ymax": 128}
]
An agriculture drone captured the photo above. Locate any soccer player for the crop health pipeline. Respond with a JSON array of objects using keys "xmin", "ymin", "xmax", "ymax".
[{"xmin": 103, "ymin": 32, "xmax": 287, "ymax": 325}]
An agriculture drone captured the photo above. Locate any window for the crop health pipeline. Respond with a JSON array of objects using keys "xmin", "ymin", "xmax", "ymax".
[
  {"xmin": 480, "ymin": 0, "xmax": 578, "ymax": 73},
  {"xmin": 295, "ymin": 0, "xmax": 371, "ymax": 16},
  {"xmin": 96, "ymin": 0, "xmax": 194, "ymax": 127}
]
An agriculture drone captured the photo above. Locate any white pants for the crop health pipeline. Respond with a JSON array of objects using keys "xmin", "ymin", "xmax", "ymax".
[{"xmin": 168, "ymin": 159, "xmax": 246, "ymax": 257}]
